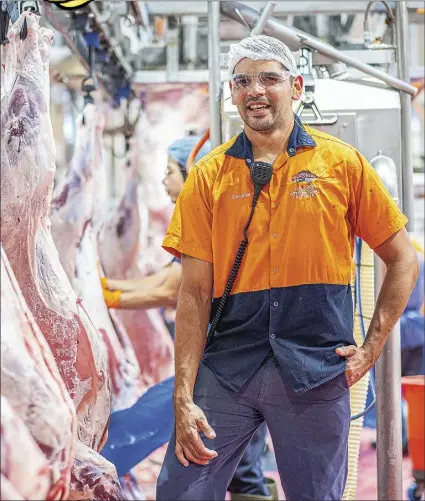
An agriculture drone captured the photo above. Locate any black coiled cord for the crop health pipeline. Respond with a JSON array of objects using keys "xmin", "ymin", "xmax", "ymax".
[{"xmin": 206, "ymin": 191, "xmax": 261, "ymax": 346}]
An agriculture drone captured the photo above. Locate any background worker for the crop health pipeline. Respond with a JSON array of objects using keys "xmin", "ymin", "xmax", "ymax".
[
  {"xmin": 400, "ymin": 237, "xmax": 425, "ymax": 377},
  {"xmin": 155, "ymin": 35, "xmax": 420, "ymax": 501},
  {"xmin": 101, "ymin": 135, "xmax": 277, "ymax": 501}
]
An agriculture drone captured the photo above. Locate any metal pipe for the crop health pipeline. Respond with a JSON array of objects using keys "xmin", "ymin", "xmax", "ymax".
[
  {"xmin": 208, "ymin": 0, "xmax": 222, "ymax": 148},
  {"xmin": 220, "ymin": 1, "xmax": 418, "ymax": 96},
  {"xmin": 371, "ymin": 154, "xmax": 403, "ymax": 501},
  {"xmin": 374, "ymin": 260, "xmax": 404, "ymax": 500},
  {"xmin": 396, "ymin": 1, "xmax": 415, "ymax": 230},
  {"xmin": 250, "ymin": 2, "xmax": 276, "ymax": 36}
]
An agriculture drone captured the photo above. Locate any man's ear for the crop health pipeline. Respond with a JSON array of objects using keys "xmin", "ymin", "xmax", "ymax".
[{"xmin": 292, "ymin": 75, "xmax": 304, "ymax": 101}]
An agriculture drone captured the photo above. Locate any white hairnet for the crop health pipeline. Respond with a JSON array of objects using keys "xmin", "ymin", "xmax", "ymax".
[{"xmin": 228, "ymin": 35, "xmax": 298, "ymax": 78}]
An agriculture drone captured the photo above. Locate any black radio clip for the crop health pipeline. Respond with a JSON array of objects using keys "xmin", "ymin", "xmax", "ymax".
[{"xmin": 206, "ymin": 160, "xmax": 272, "ymax": 345}]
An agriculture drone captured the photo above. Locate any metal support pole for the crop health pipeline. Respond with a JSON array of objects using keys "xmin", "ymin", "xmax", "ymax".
[
  {"xmin": 250, "ymin": 2, "xmax": 276, "ymax": 36},
  {"xmin": 374, "ymin": 260, "xmax": 403, "ymax": 501},
  {"xmin": 396, "ymin": 1, "xmax": 415, "ymax": 230},
  {"xmin": 371, "ymin": 154, "xmax": 403, "ymax": 501},
  {"xmin": 208, "ymin": 0, "xmax": 222, "ymax": 148}
]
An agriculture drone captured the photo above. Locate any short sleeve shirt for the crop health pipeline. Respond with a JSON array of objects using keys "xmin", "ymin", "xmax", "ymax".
[{"xmin": 162, "ymin": 119, "xmax": 408, "ymax": 394}]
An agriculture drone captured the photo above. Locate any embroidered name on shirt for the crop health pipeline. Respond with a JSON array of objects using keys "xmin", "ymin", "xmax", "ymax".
[{"xmin": 232, "ymin": 192, "xmax": 251, "ymax": 199}]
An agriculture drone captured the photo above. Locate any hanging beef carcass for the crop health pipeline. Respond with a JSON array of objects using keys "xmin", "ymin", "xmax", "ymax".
[
  {"xmin": 120, "ymin": 472, "xmax": 147, "ymax": 501},
  {"xmin": 0, "ymin": 13, "xmax": 125, "ymax": 500},
  {"xmin": 98, "ymin": 158, "xmax": 173, "ymax": 500},
  {"xmin": 69, "ymin": 440, "xmax": 128, "ymax": 501},
  {"xmin": 133, "ymin": 85, "xmax": 210, "ymax": 272},
  {"xmin": 88, "ymin": 104, "xmax": 144, "ymax": 413},
  {"xmin": 0, "ymin": 9, "xmax": 110, "ymax": 449},
  {"xmin": 1, "ymin": 245, "xmax": 76, "ymax": 499},
  {"xmin": 98, "ymin": 158, "xmax": 174, "ymax": 392},
  {"xmin": 1, "ymin": 395, "xmax": 51, "ymax": 500},
  {"xmin": 50, "ymin": 103, "xmax": 143, "ymax": 412}
]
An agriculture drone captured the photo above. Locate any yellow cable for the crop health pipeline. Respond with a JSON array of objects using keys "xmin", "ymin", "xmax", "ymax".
[{"xmin": 343, "ymin": 242, "xmax": 374, "ymax": 500}]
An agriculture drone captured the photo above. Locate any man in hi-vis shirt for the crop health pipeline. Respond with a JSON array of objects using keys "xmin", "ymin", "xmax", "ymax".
[{"xmin": 156, "ymin": 35, "xmax": 419, "ymax": 500}]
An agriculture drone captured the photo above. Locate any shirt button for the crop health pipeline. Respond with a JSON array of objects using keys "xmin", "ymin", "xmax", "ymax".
[
  {"xmin": 270, "ymin": 333, "xmax": 276, "ymax": 339},
  {"xmin": 273, "ymin": 267, "xmax": 279, "ymax": 273},
  {"xmin": 289, "ymin": 148, "xmax": 295, "ymax": 154},
  {"xmin": 273, "ymin": 301, "xmax": 279, "ymax": 307},
  {"xmin": 272, "ymin": 233, "xmax": 278, "ymax": 238}
]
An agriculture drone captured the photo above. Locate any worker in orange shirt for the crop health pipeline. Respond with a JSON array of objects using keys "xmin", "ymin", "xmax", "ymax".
[{"xmin": 156, "ymin": 35, "xmax": 419, "ymax": 501}]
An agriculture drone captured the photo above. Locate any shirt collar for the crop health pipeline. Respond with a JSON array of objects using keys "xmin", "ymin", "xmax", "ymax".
[{"xmin": 225, "ymin": 115, "xmax": 317, "ymax": 161}]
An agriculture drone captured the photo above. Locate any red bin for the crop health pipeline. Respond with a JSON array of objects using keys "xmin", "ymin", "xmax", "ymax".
[{"xmin": 401, "ymin": 376, "xmax": 425, "ymax": 474}]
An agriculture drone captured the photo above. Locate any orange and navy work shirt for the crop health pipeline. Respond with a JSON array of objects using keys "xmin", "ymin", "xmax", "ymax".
[{"xmin": 162, "ymin": 119, "xmax": 408, "ymax": 394}]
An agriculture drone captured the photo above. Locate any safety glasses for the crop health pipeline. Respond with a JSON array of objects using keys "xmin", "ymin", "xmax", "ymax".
[{"xmin": 231, "ymin": 71, "xmax": 291, "ymax": 90}]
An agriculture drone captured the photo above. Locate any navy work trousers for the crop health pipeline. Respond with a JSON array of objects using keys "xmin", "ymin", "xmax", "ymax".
[
  {"xmin": 157, "ymin": 356, "xmax": 350, "ymax": 501},
  {"xmin": 228, "ymin": 422, "xmax": 269, "ymax": 496}
]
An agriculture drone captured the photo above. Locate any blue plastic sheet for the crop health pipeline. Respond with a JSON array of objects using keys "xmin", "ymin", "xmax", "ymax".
[{"xmin": 101, "ymin": 376, "xmax": 175, "ymax": 477}]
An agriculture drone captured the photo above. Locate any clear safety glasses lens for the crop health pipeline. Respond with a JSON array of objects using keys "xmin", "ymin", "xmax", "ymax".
[{"xmin": 231, "ymin": 72, "xmax": 290, "ymax": 89}]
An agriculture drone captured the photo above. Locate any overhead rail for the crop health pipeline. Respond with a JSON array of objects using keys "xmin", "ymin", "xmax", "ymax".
[
  {"xmin": 87, "ymin": 1, "xmax": 133, "ymax": 78},
  {"xmin": 41, "ymin": 1, "xmax": 147, "ymax": 106},
  {"xmin": 42, "ymin": 2, "xmax": 126, "ymax": 103},
  {"xmin": 146, "ymin": 1, "xmax": 425, "ymax": 17}
]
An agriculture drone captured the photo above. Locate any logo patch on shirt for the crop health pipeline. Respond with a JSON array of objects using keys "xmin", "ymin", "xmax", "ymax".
[
  {"xmin": 290, "ymin": 185, "xmax": 320, "ymax": 199},
  {"xmin": 232, "ymin": 192, "xmax": 251, "ymax": 199},
  {"xmin": 291, "ymin": 170, "xmax": 319, "ymax": 183}
]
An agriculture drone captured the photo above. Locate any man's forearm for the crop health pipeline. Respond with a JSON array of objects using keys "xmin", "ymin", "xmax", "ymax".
[
  {"xmin": 119, "ymin": 286, "xmax": 177, "ymax": 309},
  {"xmin": 107, "ymin": 270, "xmax": 168, "ymax": 292},
  {"xmin": 363, "ymin": 257, "xmax": 419, "ymax": 362},
  {"xmin": 173, "ymin": 288, "xmax": 211, "ymax": 403}
]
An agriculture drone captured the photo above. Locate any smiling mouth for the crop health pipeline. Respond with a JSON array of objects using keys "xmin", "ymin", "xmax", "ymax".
[{"xmin": 246, "ymin": 103, "xmax": 270, "ymax": 112}]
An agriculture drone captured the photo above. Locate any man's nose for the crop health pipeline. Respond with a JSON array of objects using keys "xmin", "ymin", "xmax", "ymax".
[{"xmin": 247, "ymin": 80, "xmax": 266, "ymax": 97}]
